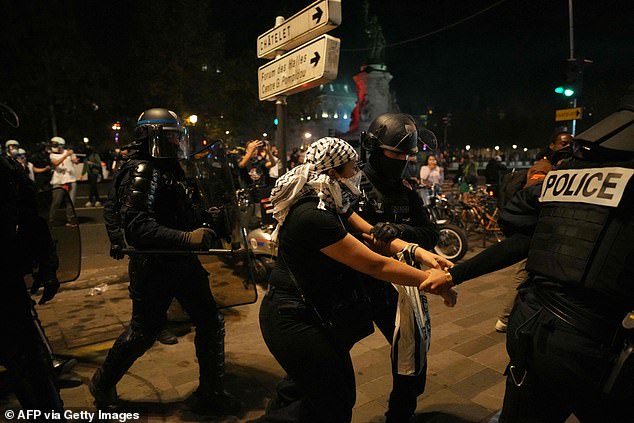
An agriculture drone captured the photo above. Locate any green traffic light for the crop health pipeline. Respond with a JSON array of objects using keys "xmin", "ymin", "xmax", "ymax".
[
  {"xmin": 554, "ymin": 86, "xmax": 564, "ymax": 94},
  {"xmin": 564, "ymin": 88, "xmax": 575, "ymax": 97}
]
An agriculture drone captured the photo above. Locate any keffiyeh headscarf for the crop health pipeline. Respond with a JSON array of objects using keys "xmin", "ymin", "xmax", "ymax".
[{"xmin": 270, "ymin": 137, "xmax": 360, "ymax": 239}]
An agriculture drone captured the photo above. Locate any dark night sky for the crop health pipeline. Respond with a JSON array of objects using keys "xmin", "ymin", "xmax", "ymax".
[
  {"xmin": 3, "ymin": 0, "xmax": 634, "ymax": 147},
  {"xmin": 214, "ymin": 0, "xmax": 634, "ymax": 128}
]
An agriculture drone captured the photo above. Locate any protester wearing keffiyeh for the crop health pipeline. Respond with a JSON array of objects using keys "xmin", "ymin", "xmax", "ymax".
[{"xmin": 270, "ymin": 137, "xmax": 361, "ymax": 239}]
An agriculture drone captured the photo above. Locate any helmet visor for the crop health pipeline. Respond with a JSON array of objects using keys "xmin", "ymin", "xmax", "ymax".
[
  {"xmin": 380, "ymin": 129, "xmax": 419, "ymax": 155},
  {"xmin": 148, "ymin": 125, "xmax": 190, "ymax": 159}
]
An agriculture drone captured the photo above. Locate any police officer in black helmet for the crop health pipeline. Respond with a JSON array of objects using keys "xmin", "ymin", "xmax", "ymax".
[
  {"xmin": 491, "ymin": 87, "xmax": 634, "ymax": 422},
  {"xmin": 0, "ymin": 105, "xmax": 66, "ymax": 421},
  {"xmin": 91, "ymin": 108, "xmax": 241, "ymax": 415},
  {"xmin": 357, "ymin": 113, "xmax": 447, "ymax": 423}
]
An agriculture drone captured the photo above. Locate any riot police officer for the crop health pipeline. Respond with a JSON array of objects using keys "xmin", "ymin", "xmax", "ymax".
[
  {"xmin": 91, "ymin": 108, "xmax": 241, "ymax": 415},
  {"xmin": 357, "ymin": 113, "xmax": 441, "ymax": 423},
  {"xmin": 495, "ymin": 89, "xmax": 634, "ymax": 421},
  {"xmin": 0, "ymin": 106, "xmax": 66, "ymax": 421}
]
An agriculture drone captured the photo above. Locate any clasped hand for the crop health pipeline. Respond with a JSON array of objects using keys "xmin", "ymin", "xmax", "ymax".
[
  {"xmin": 362, "ymin": 233, "xmax": 454, "ymax": 270},
  {"xmin": 419, "ymin": 268, "xmax": 457, "ymax": 307}
]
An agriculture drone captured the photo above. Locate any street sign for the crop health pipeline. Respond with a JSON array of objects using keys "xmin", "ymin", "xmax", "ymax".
[
  {"xmin": 257, "ymin": 0, "xmax": 341, "ymax": 59},
  {"xmin": 258, "ymin": 34, "xmax": 340, "ymax": 101},
  {"xmin": 555, "ymin": 107, "xmax": 583, "ymax": 122}
]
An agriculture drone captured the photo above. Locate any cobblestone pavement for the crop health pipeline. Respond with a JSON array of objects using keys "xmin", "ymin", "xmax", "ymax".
[{"xmin": 1, "ymin": 204, "xmax": 580, "ymax": 422}]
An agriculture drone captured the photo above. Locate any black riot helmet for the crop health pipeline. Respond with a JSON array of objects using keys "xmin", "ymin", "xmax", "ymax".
[
  {"xmin": 361, "ymin": 113, "xmax": 419, "ymax": 155},
  {"xmin": 134, "ymin": 108, "xmax": 190, "ymax": 159},
  {"xmin": 573, "ymin": 84, "xmax": 634, "ymax": 160}
]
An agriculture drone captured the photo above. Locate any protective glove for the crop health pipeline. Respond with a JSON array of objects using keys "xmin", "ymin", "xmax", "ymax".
[
  {"xmin": 30, "ymin": 275, "xmax": 60, "ymax": 305},
  {"xmin": 110, "ymin": 243, "xmax": 125, "ymax": 260},
  {"xmin": 182, "ymin": 227, "xmax": 217, "ymax": 249},
  {"xmin": 201, "ymin": 206, "xmax": 228, "ymax": 238},
  {"xmin": 370, "ymin": 222, "xmax": 406, "ymax": 243}
]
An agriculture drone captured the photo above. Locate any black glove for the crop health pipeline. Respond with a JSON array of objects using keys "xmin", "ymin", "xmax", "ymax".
[
  {"xmin": 110, "ymin": 243, "xmax": 125, "ymax": 260},
  {"xmin": 30, "ymin": 275, "xmax": 60, "ymax": 305},
  {"xmin": 202, "ymin": 207, "xmax": 228, "ymax": 238},
  {"xmin": 183, "ymin": 227, "xmax": 217, "ymax": 249},
  {"xmin": 370, "ymin": 222, "xmax": 405, "ymax": 243}
]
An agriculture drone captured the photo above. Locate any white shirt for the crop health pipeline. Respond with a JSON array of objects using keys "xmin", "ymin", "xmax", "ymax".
[
  {"xmin": 50, "ymin": 152, "xmax": 77, "ymax": 185},
  {"xmin": 419, "ymin": 165, "xmax": 444, "ymax": 186},
  {"xmin": 26, "ymin": 162, "xmax": 35, "ymax": 181}
]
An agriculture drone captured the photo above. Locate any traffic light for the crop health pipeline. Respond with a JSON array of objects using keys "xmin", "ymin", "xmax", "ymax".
[
  {"xmin": 554, "ymin": 85, "xmax": 575, "ymax": 97},
  {"xmin": 273, "ymin": 118, "xmax": 279, "ymax": 126},
  {"xmin": 554, "ymin": 58, "xmax": 591, "ymax": 98}
]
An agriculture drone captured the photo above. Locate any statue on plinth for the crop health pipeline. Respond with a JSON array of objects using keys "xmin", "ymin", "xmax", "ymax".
[{"xmin": 347, "ymin": 1, "xmax": 398, "ymax": 137}]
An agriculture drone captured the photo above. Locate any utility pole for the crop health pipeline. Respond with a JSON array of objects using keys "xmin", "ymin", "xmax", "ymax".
[
  {"xmin": 441, "ymin": 113, "xmax": 452, "ymax": 150},
  {"xmin": 273, "ymin": 15, "xmax": 288, "ymax": 172},
  {"xmin": 568, "ymin": 0, "xmax": 577, "ymax": 135}
]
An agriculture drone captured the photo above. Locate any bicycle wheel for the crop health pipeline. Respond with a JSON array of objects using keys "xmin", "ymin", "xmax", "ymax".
[{"xmin": 434, "ymin": 224, "xmax": 469, "ymax": 262}]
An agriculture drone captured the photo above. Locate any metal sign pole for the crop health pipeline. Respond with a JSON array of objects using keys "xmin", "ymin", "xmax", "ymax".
[
  {"xmin": 258, "ymin": 2, "xmax": 341, "ymax": 174},
  {"xmin": 276, "ymin": 96, "xmax": 288, "ymax": 172}
]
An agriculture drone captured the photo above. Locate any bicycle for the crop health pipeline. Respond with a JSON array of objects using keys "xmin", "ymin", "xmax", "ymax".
[{"xmin": 459, "ymin": 188, "xmax": 504, "ymax": 247}]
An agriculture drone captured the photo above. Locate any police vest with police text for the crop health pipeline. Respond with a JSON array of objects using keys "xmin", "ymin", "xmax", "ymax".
[{"xmin": 526, "ymin": 160, "xmax": 634, "ymax": 304}]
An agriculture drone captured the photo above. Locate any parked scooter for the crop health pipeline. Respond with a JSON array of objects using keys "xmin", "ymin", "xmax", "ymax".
[
  {"xmin": 237, "ymin": 188, "xmax": 277, "ymax": 285},
  {"xmin": 418, "ymin": 184, "xmax": 469, "ymax": 262}
]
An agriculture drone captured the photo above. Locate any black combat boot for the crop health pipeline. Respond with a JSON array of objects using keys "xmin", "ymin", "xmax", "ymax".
[
  {"xmin": 185, "ymin": 312, "xmax": 241, "ymax": 415},
  {"xmin": 184, "ymin": 386, "xmax": 242, "ymax": 415},
  {"xmin": 89, "ymin": 368, "xmax": 118, "ymax": 409},
  {"xmin": 156, "ymin": 327, "xmax": 178, "ymax": 345}
]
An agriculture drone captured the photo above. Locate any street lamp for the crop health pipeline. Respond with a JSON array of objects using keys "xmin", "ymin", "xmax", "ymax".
[
  {"xmin": 304, "ymin": 132, "xmax": 312, "ymax": 140},
  {"xmin": 465, "ymin": 145, "xmax": 471, "ymax": 151},
  {"xmin": 225, "ymin": 130, "xmax": 230, "ymax": 135},
  {"xmin": 189, "ymin": 114, "xmax": 198, "ymax": 125},
  {"xmin": 494, "ymin": 145, "xmax": 500, "ymax": 151}
]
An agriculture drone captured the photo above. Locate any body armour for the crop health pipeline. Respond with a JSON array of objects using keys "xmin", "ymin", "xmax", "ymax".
[
  {"xmin": 526, "ymin": 160, "xmax": 634, "ymax": 304},
  {"xmin": 356, "ymin": 169, "xmax": 419, "ymax": 226},
  {"xmin": 354, "ymin": 164, "xmax": 438, "ymax": 249},
  {"xmin": 117, "ymin": 159, "xmax": 197, "ymax": 235}
]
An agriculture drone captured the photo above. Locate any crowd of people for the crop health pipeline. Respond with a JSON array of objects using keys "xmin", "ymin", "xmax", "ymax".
[
  {"xmin": 2, "ymin": 90, "xmax": 633, "ymax": 423},
  {"xmin": 3, "ymin": 137, "xmax": 108, "ymax": 227}
]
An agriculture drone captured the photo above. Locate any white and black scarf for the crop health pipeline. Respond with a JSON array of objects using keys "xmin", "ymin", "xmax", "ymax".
[{"xmin": 270, "ymin": 137, "xmax": 360, "ymax": 239}]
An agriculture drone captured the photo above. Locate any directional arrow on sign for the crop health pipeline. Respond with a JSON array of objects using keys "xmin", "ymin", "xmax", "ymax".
[
  {"xmin": 258, "ymin": 34, "xmax": 340, "ymax": 101},
  {"xmin": 555, "ymin": 107, "xmax": 583, "ymax": 122},
  {"xmin": 257, "ymin": 0, "xmax": 341, "ymax": 59}
]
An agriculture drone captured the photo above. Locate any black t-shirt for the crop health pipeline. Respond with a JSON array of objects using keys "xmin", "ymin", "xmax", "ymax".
[{"xmin": 270, "ymin": 197, "xmax": 359, "ymax": 310}]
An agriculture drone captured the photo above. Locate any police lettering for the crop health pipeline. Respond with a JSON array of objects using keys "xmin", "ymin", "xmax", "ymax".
[{"xmin": 540, "ymin": 167, "xmax": 634, "ymax": 207}]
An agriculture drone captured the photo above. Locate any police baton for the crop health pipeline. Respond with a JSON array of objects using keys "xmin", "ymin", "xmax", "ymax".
[{"xmin": 121, "ymin": 247, "xmax": 248, "ymax": 256}]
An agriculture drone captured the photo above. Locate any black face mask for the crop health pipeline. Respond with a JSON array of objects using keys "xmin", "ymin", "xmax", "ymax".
[
  {"xmin": 550, "ymin": 145, "xmax": 574, "ymax": 165},
  {"xmin": 376, "ymin": 153, "xmax": 407, "ymax": 179}
]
